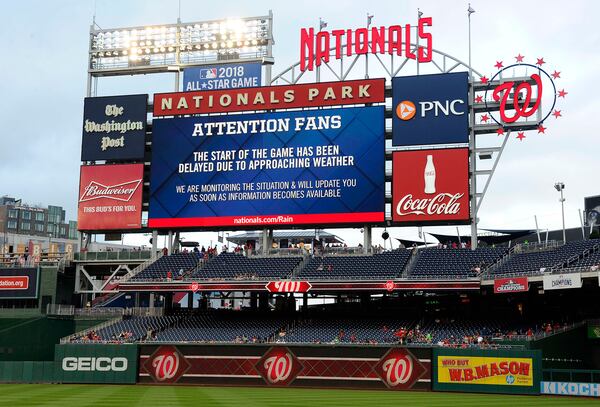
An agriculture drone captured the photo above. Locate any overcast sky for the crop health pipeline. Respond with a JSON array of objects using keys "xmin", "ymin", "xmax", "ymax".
[{"xmin": 0, "ymin": 0, "xmax": 597, "ymax": 247}]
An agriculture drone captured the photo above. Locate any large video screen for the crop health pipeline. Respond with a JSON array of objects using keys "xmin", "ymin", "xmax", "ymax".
[{"xmin": 148, "ymin": 106, "xmax": 384, "ymax": 228}]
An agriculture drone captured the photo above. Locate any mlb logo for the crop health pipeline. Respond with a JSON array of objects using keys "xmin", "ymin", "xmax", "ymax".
[{"xmin": 199, "ymin": 68, "xmax": 217, "ymax": 79}]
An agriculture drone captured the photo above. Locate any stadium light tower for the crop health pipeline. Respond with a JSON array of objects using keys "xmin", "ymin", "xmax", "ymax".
[
  {"xmin": 554, "ymin": 182, "xmax": 566, "ymax": 243},
  {"xmin": 86, "ymin": 12, "xmax": 274, "ymax": 95}
]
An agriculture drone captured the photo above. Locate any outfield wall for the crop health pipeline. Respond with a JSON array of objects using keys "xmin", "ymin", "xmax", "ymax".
[
  {"xmin": 138, "ymin": 344, "xmax": 432, "ymax": 391},
  {"xmin": 0, "ymin": 343, "xmax": 549, "ymax": 396}
]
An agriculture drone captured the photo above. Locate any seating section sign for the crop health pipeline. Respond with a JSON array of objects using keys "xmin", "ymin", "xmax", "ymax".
[{"xmin": 148, "ymin": 106, "xmax": 385, "ymax": 228}]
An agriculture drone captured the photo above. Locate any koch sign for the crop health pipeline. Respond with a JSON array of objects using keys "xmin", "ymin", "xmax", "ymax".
[
  {"xmin": 392, "ymin": 72, "xmax": 469, "ymax": 146},
  {"xmin": 148, "ymin": 106, "xmax": 384, "ymax": 228},
  {"xmin": 81, "ymin": 94, "xmax": 147, "ymax": 161},
  {"xmin": 541, "ymin": 382, "xmax": 600, "ymax": 397},
  {"xmin": 183, "ymin": 62, "xmax": 262, "ymax": 91}
]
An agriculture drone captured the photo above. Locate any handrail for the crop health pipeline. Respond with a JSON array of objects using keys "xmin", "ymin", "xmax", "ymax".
[
  {"xmin": 74, "ymin": 250, "xmax": 154, "ymax": 262},
  {"xmin": 119, "ymin": 251, "xmax": 163, "ymax": 283}
]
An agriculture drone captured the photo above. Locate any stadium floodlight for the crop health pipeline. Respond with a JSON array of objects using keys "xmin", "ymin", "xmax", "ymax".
[
  {"xmin": 554, "ymin": 182, "xmax": 566, "ymax": 243},
  {"xmin": 88, "ymin": 12, "xmax": 274, "ymax": 78}
]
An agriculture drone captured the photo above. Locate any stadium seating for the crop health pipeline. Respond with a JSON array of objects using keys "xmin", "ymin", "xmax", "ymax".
[
  {"xmin": 409, "ymin": 247, "xmax": 506, "ymax": 279},
  {"xmin": 71, "ymin": 316, "xmax": 179, "ymax": 343},
  {"xmin": 131, "ymin": 252, "xmax": 201, "ymax": 281},
  {"xmin": 190, "ymin": 252, "xmax": 302, "ymax": 280},
  {"xmin": 282, "ymin": 318, "xmax": 415, "ymax": 344},
  {"xmin": 297, "ymin": 250, "xmax": 411, "ymax": 280},
  {"xmin": 491, "ymin": 240, "xmax": 600, "ymax": 276},
  {"xmin": 154, "ymin": 313, "xmax": 289, "ymax": 343},
  {"xmin": 80, "ymin": 314, "xmax": 564, "ymax": 346}
]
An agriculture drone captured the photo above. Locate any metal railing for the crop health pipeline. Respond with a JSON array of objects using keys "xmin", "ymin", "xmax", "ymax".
[
  {"xmin": 74, "ymin": 250, "xmax": 153, "ymax": 262},
  {"xmin": 118, "ymin": 251, "xmax": 163, "ymax": 283},
  {"xmin": 48, "ymin": 304, "xmax": 164, "ymax": 318}
]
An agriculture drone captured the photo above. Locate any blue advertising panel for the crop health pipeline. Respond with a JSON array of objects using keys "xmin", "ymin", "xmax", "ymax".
[
  {"xmin": 183, "ymin": 63, "xmax": 262, "ymax": 91},
  {"xmin": 81, "ymin": 94, "xmax": 148, "ymax": 161},
  {"xmin": 148, "ymin": 106, "xmax": 384, "ymax": 228},
  {"xmin": 392, "ymin": 72, "xmax": 469, "ymax": 146},
  {"xmin": 0, "ymin": 267, "xmax": 39, "ymax": 299}
]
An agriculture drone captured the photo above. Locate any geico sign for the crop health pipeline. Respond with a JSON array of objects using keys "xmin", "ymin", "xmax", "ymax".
[
  {"xmin": 62, "ymin": 357, "xmax": 128, "ymax": 372},
  {"xmin": 397, "ymin": 99, "xmax": 465, "ymax": 121}
]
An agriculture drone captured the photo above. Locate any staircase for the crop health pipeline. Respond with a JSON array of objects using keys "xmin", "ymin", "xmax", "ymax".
[
  {"xmin": 290, "ymin": 255, "xmax": 311, "ymax": 279},
  {"xmin": 401, "ymin": 249, "xmax": 421, "ymax": 278}
]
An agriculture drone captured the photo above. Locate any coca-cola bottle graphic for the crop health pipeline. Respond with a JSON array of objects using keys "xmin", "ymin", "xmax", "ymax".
[{"xmin": 424, "ymin": 155, "xmax": 436, "ymax": 194}]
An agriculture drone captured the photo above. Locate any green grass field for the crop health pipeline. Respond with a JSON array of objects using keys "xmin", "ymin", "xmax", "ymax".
[{"xmin": 0, "ymin": 385, "xmax": 598, "ymax": 406}]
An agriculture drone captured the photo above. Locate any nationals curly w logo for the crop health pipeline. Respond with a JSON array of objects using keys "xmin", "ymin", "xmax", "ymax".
[
  {"xmin": 263, "ymin": 353, "xmax": 293, "ymax": 383},
  {"xmin": 256, "ymin": 347, "xmax": 302, "ymax": 386},
  {"xmin": 382, "ymin": 355, "xmax": 413, "ymax": 386},
  {"xmin": 493, "ymin": 74, "xmax": 542, "ymax": 123},
  {"xmin": 374, "ymin": 348, "xmax": 428, "ymax": 390},
  {"xmin": 152, "ymin": 352, "xmax": 180, "ymax": 381},
  {"xmin": 143, "ymin": 346, "xmax": 190, "ymax": 383}
]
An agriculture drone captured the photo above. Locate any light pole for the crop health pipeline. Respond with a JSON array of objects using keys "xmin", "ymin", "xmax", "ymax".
[{"xmin": 554, "ymin": 182, "xmax": 566, "ymax": 243}]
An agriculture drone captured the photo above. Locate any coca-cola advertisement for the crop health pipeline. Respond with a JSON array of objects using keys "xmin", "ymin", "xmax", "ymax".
[
  {"xmin": 392, "ymin": 148, "xmax": 470, "ymax": 224},
  {"xmin": 78, "ymin": 164, "xmax": 144, "ymax": 230}
]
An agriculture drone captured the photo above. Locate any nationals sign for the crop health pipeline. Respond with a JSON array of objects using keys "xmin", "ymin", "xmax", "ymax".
[
  {"xmin": 392, "ymin": 148, "xmax": 470, "ymax": 224},
  {"xmin": 78, "ymin": 164, "xmax": 144, "ymax": 230},
  {"xmin": 153, "ymin": 79, "xmax": 384, "ymax": 116}
]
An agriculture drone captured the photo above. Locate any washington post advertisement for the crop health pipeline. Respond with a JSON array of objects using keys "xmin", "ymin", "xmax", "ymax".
[
  {"xmin": 148, "ymin": 106, "xmax": 384, "ymax": 228},
  {"xmin": 81, "ymin": 94, "xmax": 148, "ymax": 161},
  {"xmin": 392, "ymin": 72, "xmax": 469, "ymax": 146}
]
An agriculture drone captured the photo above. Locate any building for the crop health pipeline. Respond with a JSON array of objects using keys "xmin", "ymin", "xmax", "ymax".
[{"xmin": 0, "ymin": 196, "xmax": 78, "ymax": 254}]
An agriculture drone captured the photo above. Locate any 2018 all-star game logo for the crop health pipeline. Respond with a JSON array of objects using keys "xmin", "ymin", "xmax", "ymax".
[
  {"xmin": 255, "ymin": 347, "xmax": 303, "ymax": 386},
  {"xmin": 373, "ymin": 348, "xmax": 427, "ymax": 390},
  {"xmin": 477, "ymin": 54, "xmax": 566, "ymax": 141},
  {"xmin": 144, "ymin": 345, "xmax": 191, "ymax": 383}
]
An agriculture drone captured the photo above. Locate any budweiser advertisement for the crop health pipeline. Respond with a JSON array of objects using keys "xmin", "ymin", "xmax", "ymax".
[
  {"xmin": 78, "ymin": 164, "xmax": 144, "ymax": 230},
  {"xmin": 494, "ymin": 277, "xmax": 529, "ymax": 294},
  {"xmin": 392, "ymin": 148, "xmax": 470, "ymax": 224},
  {"xmin": 153, "ymin": 78, "xmax": 385, "ymax": 116}
]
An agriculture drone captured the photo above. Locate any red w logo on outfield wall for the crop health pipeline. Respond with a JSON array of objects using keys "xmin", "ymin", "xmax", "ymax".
[
  {"xmin": 374, "ymin": 348, "xmax": 427, "ymax": 389},
  {"xmin": 256, "ymin": 347, "xmax": 303, "ymax": 386},
  {"xmin": 144, "ymin": 346, "xmax": 190, "ymax": 383}
]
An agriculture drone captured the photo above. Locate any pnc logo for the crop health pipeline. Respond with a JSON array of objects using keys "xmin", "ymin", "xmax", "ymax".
[
  {"xmin": 396, "ymin": 100, "xmax": 416, "ymax": 120},
  {"xmin": 144, "ymin": 346, "xmax": 190, "ymax": 383},
  {"xmin": 395, "ymin": 99, "xmax": 465, "ymax": 121},
  {"xmin": 256, "ymin": 347, "xmax": 303, "ymax": 386}
]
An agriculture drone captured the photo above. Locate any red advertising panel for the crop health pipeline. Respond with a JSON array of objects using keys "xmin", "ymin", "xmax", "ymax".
[
  {"xmin": 78, "ymin": 164, "xmax": 144, "ymax": 231},
  {"xmin": 153, "ymin": 78, "xmax": 385, "ymax": 116},
  {"xmin": 265, "ymin": 281, "xmax": 312, "ymax": 293},
  {"xmin": 494, "ymin": 277, "xmax": 529, "ymax": 294},
  {"xmin": 392, "ymin": 148, "xmax": 470, "ymax": 224}
]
